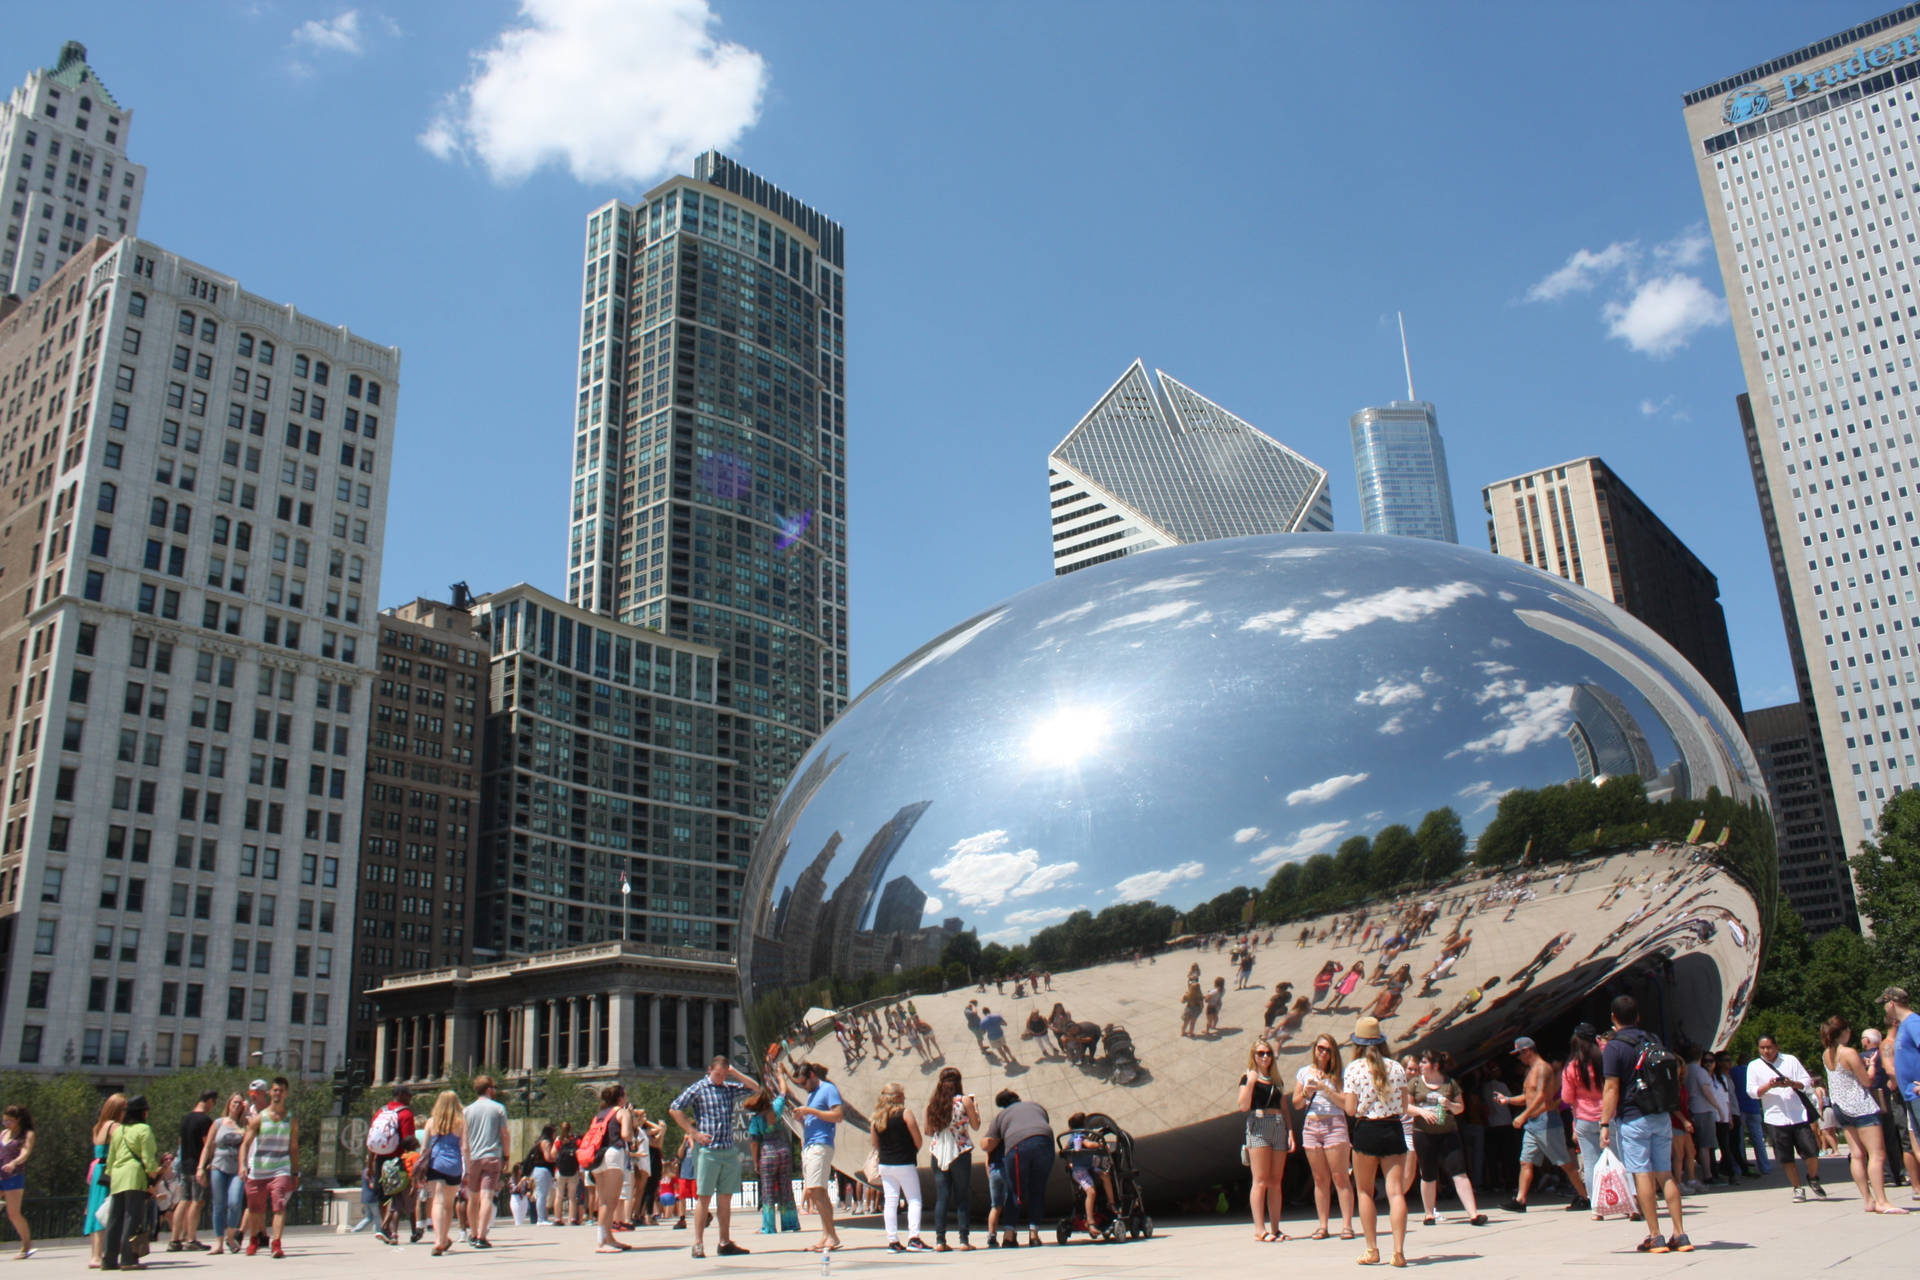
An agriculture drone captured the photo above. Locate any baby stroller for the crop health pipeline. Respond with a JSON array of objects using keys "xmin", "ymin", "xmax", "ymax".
[
  {"xmin": 1054, "ymin": 1113, "xmax": 1152, "ymax": 1242},
  {"xmin": 1102, "ymin": 1023, "xmax": 1141, "ymax": 1085}
]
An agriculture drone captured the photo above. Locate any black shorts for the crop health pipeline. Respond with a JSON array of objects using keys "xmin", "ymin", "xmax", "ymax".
[
  {"xmin": 1351, "ymin": 1118, "xmax": 1407, "ymax": 1160},
  {"xmin": 1413, "ymin": 1128, "xmax": 1466, "ymax": 1182},
  {"xmin": 1766, "ymin": 1121, "xmax": 1819, "ymax": 1164}
]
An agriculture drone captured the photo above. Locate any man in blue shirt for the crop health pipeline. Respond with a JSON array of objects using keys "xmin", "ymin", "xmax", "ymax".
[
  {"xmin": 1884, "ymin": 987, "xmax": 1920, "ymax": 1144},
  {"xmin": 978, "ymin": 1007, "xmax": 1017, "ymax": 1067},
  {"xmin": 1598, "ymin": 995, "xmax": 1689, "ymax": 1254},
  {"xmin": 783, "ymin": 1060, "xmax": 844, "ymax": 1254},
  {"xmin": 670, "ymin": 1056, "xmax": 760, "ymax": 1260}
]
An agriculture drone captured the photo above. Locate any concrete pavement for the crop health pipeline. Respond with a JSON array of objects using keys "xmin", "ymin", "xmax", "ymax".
[{"xmin": 22, "ymin": 1158, "xmax": 1920, "ymax": 1279}]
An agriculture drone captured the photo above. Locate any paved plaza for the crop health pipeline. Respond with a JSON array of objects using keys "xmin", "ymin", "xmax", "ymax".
[{"xmin": 20, "ymin": 1162, "xmax": 1920, "ymax": 1279}]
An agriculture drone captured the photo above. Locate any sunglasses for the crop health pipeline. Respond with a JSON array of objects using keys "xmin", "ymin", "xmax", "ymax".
[{"xmin": 1254, "ymin": 1051, "xmax": 1274, "ymax": 1058}]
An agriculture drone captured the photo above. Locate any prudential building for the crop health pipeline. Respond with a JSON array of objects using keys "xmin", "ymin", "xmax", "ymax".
[{"xmin": 1683, "ymin": 6, "xmax": 1920, "ymax": 870}]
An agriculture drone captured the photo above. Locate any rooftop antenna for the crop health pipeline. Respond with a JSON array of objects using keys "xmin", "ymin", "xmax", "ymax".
[{"xmin": 1397, "ymin": 311, "xmax": 1416, "ymax": 402}]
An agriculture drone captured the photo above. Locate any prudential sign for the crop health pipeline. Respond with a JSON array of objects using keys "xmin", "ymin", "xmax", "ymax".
[{"xmin": 1722, "ymin": 30, "xmax": 1920, "ymax": 124}]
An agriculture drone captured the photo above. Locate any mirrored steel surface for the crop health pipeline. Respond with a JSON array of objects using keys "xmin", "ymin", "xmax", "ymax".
[{"xmin": 738, "ymin": 535, "xmax": 1771, "ymax": 1195}]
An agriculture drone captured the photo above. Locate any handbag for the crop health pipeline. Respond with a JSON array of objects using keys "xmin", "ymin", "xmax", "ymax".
[
  {"xmin": 927, "ymin": 1125, "xmax": 960, "ymax": 1171},
  {"xmin": 860, "ymin": 1147, "xmax": 880, "ymax": 1185}
]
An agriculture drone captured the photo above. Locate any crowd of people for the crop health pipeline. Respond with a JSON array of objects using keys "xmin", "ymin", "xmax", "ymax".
[
  {"xmin": 1218, "ymin": 987, "xmax": 1920, "ymax": 1265},
  {"xmin": 4, "ymin": 976, "xmax": 1918, "ymax": 1265}
]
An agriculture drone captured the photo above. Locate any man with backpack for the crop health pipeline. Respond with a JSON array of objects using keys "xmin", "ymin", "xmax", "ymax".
[
  {"xmin": 366, "ymin": 1086, "xmax": 416, "ymax": 1245},
  {"xmin": 1598, "ymin": 995, "xmax": 1691, "ymax": 1254},
  {"xmin": 1746, "ymin": 1034, "xmax": 1828, "ymax": 1202}
]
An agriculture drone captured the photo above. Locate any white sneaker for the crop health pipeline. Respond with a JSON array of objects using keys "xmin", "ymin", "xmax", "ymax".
[{"xmin": 1793, "ymin": 1186, "xmax": 1807, "ymax": 1202}]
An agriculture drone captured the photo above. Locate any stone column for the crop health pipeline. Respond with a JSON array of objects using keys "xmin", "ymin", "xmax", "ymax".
[
  {"xmin": 648, "ymin": 996, "xmax": 662, "ymax": 1070},
  {"xmin": 373, "ymin": 1020, "xmax": 390, "ymax": 1086},
  {"xmin": 729, "ymin": 1003, "xmax": 746, "ymax": 1061},
  {"xmin": 608, "ymin": 992, "xmax": 632, "ymax": 1072},
  {"xmin": 589, "ymin": 995, "xmax": 605, "ymax": 1069},
  {"xmin": 676, "ymin": 998, "xmax": 691, "ymax": 1070},
  {"xmin": 522, "ymin": 1004, "xmax": 540, "ymax": 1074}
]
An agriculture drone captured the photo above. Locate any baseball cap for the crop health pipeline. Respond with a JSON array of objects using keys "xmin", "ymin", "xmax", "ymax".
[
  {"xmin": 1511, "ymin": 1036, "xmax": 1537, "ymax": 1054},
  {"xmin": 1880, "ymin": 986, "xmax": 1911, "ymax": 1006},
  {"xmin": 249, "ymin": 1078, "xmax": 268, "ymax": 1091}
]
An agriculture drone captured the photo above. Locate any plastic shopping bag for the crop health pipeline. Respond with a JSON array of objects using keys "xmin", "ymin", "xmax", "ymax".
[{"xmin": 1591, "ymin": 1148, "xmax": 1634, "ymax": 1220}]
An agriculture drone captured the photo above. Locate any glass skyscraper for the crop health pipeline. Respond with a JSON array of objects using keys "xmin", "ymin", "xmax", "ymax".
[
  {"xmin": 1048, "ymin": 361, "xmax": 1332, "ymax": 575},
  {"xmin": 556, "ymin": 152, "xmax": 848, "ymax": 946},
  {"xmin": 1349, "ymin": 401, "xmax": 1458, "ymax": 542}
]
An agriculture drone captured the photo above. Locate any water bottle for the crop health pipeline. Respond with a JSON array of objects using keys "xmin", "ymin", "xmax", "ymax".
[{"xmin": 820, "ymin": 1246, "xmax": 830, "ymax": 1279}]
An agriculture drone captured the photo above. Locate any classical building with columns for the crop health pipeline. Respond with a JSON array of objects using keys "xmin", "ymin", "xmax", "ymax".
[{"xmin": 369, "ymin": 939, "xmax": 741, "ymax": 1084}]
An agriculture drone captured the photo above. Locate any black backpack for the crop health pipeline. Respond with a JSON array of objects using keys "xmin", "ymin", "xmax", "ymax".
[{"xmin": 1623, "ymin": 1030, "xmax": 1683, "ymax": 1115}]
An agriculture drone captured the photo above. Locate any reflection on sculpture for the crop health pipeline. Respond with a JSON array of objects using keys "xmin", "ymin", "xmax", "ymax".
[{"xmin": 737, "ymin": 535, "xmax": 1772, "ymax": 1198}]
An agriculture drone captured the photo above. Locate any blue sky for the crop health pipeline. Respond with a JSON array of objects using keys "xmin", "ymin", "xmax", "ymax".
[{"xmin": 14, "ymin": 1, "xmax": 1883, "ymax": 711}]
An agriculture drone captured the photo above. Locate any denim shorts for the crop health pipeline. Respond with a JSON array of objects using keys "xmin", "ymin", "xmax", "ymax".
[
  {"xmin": 987, "ymin": 1162, "xmax": 1010, "ymax": 1208},
  {"xmin": 1617, "ymin": 1113, "xmax": 1672, "ymax": 1175}
]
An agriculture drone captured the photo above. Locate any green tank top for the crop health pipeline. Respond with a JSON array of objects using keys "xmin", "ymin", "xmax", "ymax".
[{"xmin": 249, "ymin": 1114, "xmax": 292, "ymax": 1177}]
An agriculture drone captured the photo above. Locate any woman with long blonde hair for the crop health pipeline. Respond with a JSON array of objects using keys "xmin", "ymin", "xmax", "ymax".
[
  {"xmin": 870, "ymin": 1082, "xmax": 925, "ymax": 1251},
  {"xmin": 1340, "ymin": 1017, "xmax": 1412, "ymax": 1267},
  {"xmin": 1239, "ymin": 1039, "xmax": 1292, "ymax": 1241},
  {"xmin": 1294, "ymin": 1033, "xmax": 1356, "ymax": 1240},
  {"xmin": 415, "ymin": 1090, "xmax": 467, "ymax": 1255},
  {"xmin": 86, "ymin": 1093, "xmax": 127, "ymax": 1266}
]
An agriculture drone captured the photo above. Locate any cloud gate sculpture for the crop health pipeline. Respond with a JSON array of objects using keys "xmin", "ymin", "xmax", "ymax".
[{"xmin": 739, "ymin": 535, "xmax": 1772, "ymax": 1199}]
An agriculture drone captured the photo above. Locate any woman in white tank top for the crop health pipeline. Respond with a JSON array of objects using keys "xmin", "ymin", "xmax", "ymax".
[{"xmin": 1820, "ymin": 1014, "xmax": 1905, "ymax": 1214}]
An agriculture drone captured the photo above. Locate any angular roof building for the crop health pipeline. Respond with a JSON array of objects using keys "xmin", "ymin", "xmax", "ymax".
[{"xmin": 1047, "ymin": 361, "xmax": 1332, "ymax": 575}]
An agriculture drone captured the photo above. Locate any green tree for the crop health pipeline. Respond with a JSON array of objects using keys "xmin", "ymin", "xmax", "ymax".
[
  {"xmin": 1299, "ymin": 853, "xmax": 1335, "ymax": 896},
  {"xmin": 1853, "ymin": 788, "xmax": 1920, "ymax": 982},
  {"xmin": 1414, "ymin": 808, "xmax": 1467, "ymax": 882},
  {"xmin": 940, "ymin": 930, "xmax": 981, "ymax": 975},
  {"xmin": 1367, "ymin": 824, "xmax": 1417, "ymax": 889},
  {"xmin": 1334, "ymin": 836, "xmax": 1372, "ymax": 888}
]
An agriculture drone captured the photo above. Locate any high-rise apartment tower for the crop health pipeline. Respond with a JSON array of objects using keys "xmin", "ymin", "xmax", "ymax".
[
  {"xmin": 0, "ymin": 43, "xmax": 145, "ymax": 297},
  {"xmin": 1683, "ymin": 6, "xmax": 1920, "ymax": 863},
  {"xmin": 555, "ymin": 154, "xmax": 845, "ymax": 956},
  {"xmin": 0, "ymin": 237, "xmax": 397, "ymax": 1076},
  {"xmin": 1048, "ymin": 360, "xmax": 1333, "ymax": 575},
  {"xmin": 1482, "ymin": 457, "xmax": 1743, "ymax": 721}
]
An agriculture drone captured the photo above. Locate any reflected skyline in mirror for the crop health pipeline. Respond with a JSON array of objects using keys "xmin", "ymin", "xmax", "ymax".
[{"xmin": 737, "ymin": 535, "xmax": 1772, "ymax": 1196}]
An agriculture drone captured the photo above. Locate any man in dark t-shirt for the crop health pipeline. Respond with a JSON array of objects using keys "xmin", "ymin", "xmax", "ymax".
[
  {"xmin": 1598, "ymin": 996, "xmax": 1688, "ymax": 1253},
  {"xmin": 173, "ymin": 1090, "xmax": 219, "ymax": 1250}
]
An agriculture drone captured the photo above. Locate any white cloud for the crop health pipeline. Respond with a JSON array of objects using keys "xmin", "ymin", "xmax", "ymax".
[
  {"xmin": 1252, "ymin": 822, "xmax": 1348, "ymax": 870},
  {"xmin": 421, "ymin": 0, "xmax": 768, "ymax": 185},
  {"xmin": 294, "ymin": 10, "xmax": 364, "ymax": 54},
  {"xmin": 1240, "ymin": 607, "xmax": 1298, "ymax": 633},
  {"xmin": 1653, "ymin": 227, "xmax": 1710, "ymax": 268},
  {"xmin": 922, "ymin": 896, "xmax": 943, "ymax": 916},
  {"xmin": 1458, "ymin": 781, "xmax": 1516, "ymax": 813},
  {"xmin": 1259, "ymin": 581, "xmax": 1483, "ymax": 642},
  {"xmin": 1232, "ymin": 826, "xmax": 1267, "ymax": 845},
  {"xmin": 1525, "ymin": 241, "xmax": 1635, "ymax": 302},
  {"xmin": 1123, "ymin": 574, "xmax": 1209, "ymax": 595},
  {"xmin": 1462, "ymin": 683, "xmax": 1577, "ymax": 755},
  {"xmin": 1003, "ymin": 906, "xmax": 1080, "ymax": 929},
  {"xmin": 1286, "ymin": 771, "xmax": 1370, "ymax": 806},
  {"xmin": 1034, "ymin": 601, "xmax": 1095, "ymax": 630},
  {"xmin": 1377, "ymin": 714, "xmax": 1407, "ymax": 736},
  {"xmin": 886, "ymin": 609, "xmax": 1007, "ymax": 686},
  {"xmin": 1112, "ymin": 860, "xmax": 1205, "ymax": 904},
  {"xmin": 947, "ymin": 829, "xmax": 1008, "ymax": 858},
  {"xmin": 1603, "ymin": 274, "xmax": 1727, "ymax": 358},
  {"xmin": 1475, "ymin": 661, "xmax": 1516, "ymax": 676},
  {"xmin": 1259, "ymin": 546, "xmax": 1336, "ymax": 561},
  {"xmin": 929, "ymin": 830, "xmax": 1078, "ymax": 908},
  {"xmin": 1090, "ymin": 599, "xmax": 1195, "ymax": 633},
  {"xmin": 1356, "ymin": 677, "xmax": 1423, "ymax": 708}
]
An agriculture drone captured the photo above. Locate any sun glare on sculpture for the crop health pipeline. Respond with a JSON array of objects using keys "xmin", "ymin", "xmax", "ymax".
[{"xmin": 1026, "ymin": 704, "xmax": 1110, "ymax": 767}]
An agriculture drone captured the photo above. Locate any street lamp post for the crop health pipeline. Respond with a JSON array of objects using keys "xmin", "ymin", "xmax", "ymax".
[{"xmin": 620, "ymin": 870, "xmax": 631, "ymax": 945}]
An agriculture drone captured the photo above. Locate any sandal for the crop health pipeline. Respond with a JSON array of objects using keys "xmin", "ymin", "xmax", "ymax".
[
  {"xmin": 1357, "ymin": 1248, "xmax": 1382, "ymax": 1265},
  {"xmin": 1310, "ymin": 1228, "xmax": 1330, "ymax": 1240},
  {"xmin": 1422, "ymin": 1215, "xmax": 1436, "ymax": 1226},
  {"xmin": 1341, "ymin": 1230, "xmax": 1357, "ymax": 1240}
]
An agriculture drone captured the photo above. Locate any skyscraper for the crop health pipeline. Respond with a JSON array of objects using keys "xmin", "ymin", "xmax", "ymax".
[
  {"xmin": 0, "ymin": 237, "xmax": 398, "ymax": 1076},
  {"xmin": 1745, "ymin": 700, "xmax": 1858, "ymax": 931},
  {"xmin": 1482, "ymin": 457, "xmax": 1743, "ymax": 721},
  {"xmin": 1683, "ymin": 6, "xmax": 1920, "ymax": 863},
  {"xmin": 1048, "ymin": 360, "xmax": 1333, "ymax": 575},
  {"xmin": 1349, "ymin": 317, "xmax": 1458, "ymax": 542},
  {"xmin": 0, "ymin": 42, "xmax": 146, "ymax": 296},
  {"xmin": 566, "ymin": 151, "xmax": 846, "ymax": 867}
]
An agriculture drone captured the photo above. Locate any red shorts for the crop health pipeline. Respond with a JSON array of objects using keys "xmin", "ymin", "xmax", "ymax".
[
  {"xmin": 244, "ymin": 1174, "xmax": 295, "ymax": 1213},
  {"xmin": 673, "ymin": 1176, "xmax": 697, "ymax": 1200}
]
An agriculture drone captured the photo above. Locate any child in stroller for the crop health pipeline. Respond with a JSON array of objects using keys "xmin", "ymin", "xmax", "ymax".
[{"xmin": 1054, "ymin": 1113, "xmax": 1151, "ymax": 1243}]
